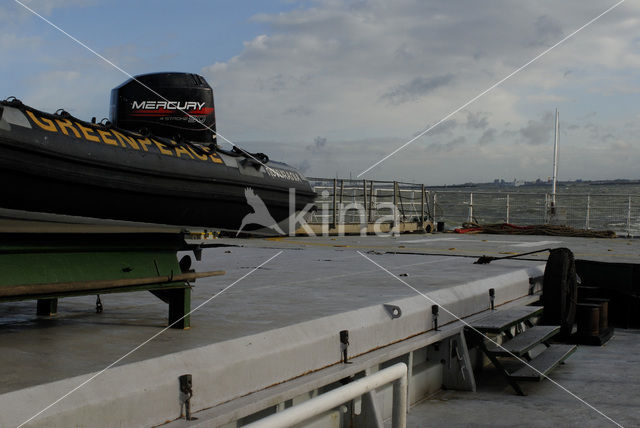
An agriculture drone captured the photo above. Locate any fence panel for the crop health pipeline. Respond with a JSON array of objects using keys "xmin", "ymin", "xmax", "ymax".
[{"xmin": 307, "ymin": 178, "xmax": 640, "ymax": 236}]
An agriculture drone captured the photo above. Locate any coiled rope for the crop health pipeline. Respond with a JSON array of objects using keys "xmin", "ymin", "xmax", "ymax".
[{"xmin": 455, "ymin": 222, "xmax": 616, "ymax": 238}]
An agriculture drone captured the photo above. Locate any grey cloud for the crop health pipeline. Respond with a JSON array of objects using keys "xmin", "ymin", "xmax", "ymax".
[
  {"xmin": 611, "ymin": 141, "xmax": 631, "ymax": 151},
  {"xmin": 197, "ymin": 0, "xmax": 638, "ymax": 183},
  {"xmin": 297, "ymin": 159, "xmax": 311, "ymax": 174},
  {"xmin": 519, "ymin": 112, "xmax": 554, "ymax": 145},
  {"xmin": 531, "ymin": 15, "xmax": 563, "ymax": 46},
  {"xmin": 429, "ymin": 136, "xmax": 466, "ymax": 153},
  {"xmin": 478, "ymin": 128, "xmax": 496, "ymax": 146},
  {"xmin": 465, "ymin": 111, "xmax": 489, "ymax": 130},
  {"xmin": 584, "ymin": 122, "xmax": 618, "ymax": 142},
  {"xmin": 380, "ymin": 74, "xmax": 454, "ymax": 105},
  {"xmin": 413, "ymin": 119, "xmax": 458, "ymax": 138},
  {"xmin": 285, "ymin": 105, "xmax": 314, "ymax": 116},
  {"xmin": 255, "ymin": 73, "xmax": 311, "ymax": 92},
  {"xmin": 306, "ymin": 136, "xmax": 327, "ymax": 153}
]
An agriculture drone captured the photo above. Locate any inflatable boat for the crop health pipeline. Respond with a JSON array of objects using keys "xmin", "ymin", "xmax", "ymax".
[{"xmin": 0, "ymin": 72, "xmax": 315, "ymax": 235}]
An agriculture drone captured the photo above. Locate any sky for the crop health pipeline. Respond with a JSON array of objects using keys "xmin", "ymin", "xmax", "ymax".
[{"xmin": 1, "ymin": 0, "xmax": 639, "ymax": 185}]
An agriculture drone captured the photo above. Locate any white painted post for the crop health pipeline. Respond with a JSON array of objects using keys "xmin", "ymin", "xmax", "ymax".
[
  {"xmin": 332, "ymin": 179, "xmax": 337, "ymax": 229},
  {"xmin": 337, "ymin": 179, "xmax": 344, "ymax": 225},
  {"xmin": 393, "ymin": 181, "xmax": 399, "ymax": 232},
  {"xmin": 586, "ymin": 194, "xmax": 591, "ymax": 230},
  {"xmin": 506, "ymin": 194, "xmax": 510, "ymax": 224},
  {"xmin": 544, "ymin": 194, "xmax": 549, "ymax": 224},
  {"xmin": 421, "ymin": 184, "xmax": 425, "ymax": 226},
  {"xmin": 627, "ymin": 195, "xmax": 632, "ymax": 238},
  {"xmin": 551, "ymin": 109, "xmax": 559, "ymax": 209},
  {"xmin": 369, "ymin": 181, "xmax": 374, "ymax": 222},
  {"xmin": 363, "ymin": 180, "xmax": 369, "ymax": 224},
  {"xmin": 433, "ymin": 193, "xmax": 438, "ymax": 224},
  {"xmin": 392, "ymin": 367, "xmax": 408, "ymax": 427},
  {"xmin": 468, "ymin": 193, "xmax": 474, "ymax": 223}
]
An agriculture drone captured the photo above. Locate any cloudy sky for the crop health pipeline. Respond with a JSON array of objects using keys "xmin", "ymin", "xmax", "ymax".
[{"xmin": 1, "ymin": 0, "xmax": 638, "ymax": 185}]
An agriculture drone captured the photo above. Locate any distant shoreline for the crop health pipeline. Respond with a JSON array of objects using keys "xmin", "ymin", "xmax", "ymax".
[{"xmin": 429, "ymin": 179, "xmax": 640, "ymax": 189}]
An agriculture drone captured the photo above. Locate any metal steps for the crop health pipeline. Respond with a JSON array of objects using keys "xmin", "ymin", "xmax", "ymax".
[
  {"xmin": 509, "ymin": 344, "xmax": 577, "ymax": 381},
  {"xmin": 469, "ymin": 305, "xmax": 577, "ymax": 395},
  {"xmin": 472, "ymin": 306, "xmax": 542, "ymax": 333},
  {"xmin": 486, "ymin": 325, "xmax": 560, "ymax": 356}
]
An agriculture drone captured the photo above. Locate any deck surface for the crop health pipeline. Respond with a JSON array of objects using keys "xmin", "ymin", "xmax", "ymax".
[
  {"xmin": 405, "ymin": 329, "xmax": 640, "ymax": 428},
  {"xmin": 0, "ymin": 233, "xmax": 638, "ymax": 425},
  {"xmin": 0, "ymin": 234, "xmax": 551, "ymax": 394}
]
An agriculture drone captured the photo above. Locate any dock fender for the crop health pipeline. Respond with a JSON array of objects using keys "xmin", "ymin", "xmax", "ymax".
[{"xmin": 542, "ymin": 247, "xmax": 577, "ymax": 338}]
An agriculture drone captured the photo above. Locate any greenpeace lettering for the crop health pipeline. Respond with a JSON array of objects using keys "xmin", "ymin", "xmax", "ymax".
[
  {"xmin": 24, "ymin": 108, "xmax": 224, "ymax": 164},
  {"xmin": 131, "ymin": 101, "xmax": 206, "ymax": 111}
]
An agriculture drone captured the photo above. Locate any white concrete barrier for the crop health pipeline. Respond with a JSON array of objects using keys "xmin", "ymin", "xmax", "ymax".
[{"xmin": 0, "ymin": 265, "xmax": 543, "ymax": 427}]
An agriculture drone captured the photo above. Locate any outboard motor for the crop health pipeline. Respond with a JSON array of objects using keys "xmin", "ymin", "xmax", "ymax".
[{"xmin": 110, "ymin": 72, "xmax": 216, "ymax": 143}]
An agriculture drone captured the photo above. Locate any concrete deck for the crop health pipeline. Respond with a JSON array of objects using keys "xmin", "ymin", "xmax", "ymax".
[
  {"xmin": 0, "ymin": 233, "xmax": 638, "ymax": 427},
  {"xmin": 0, "ymin": 238, "xmax": 548, "ymax": 394},
  {"xmin": 403, "ymin": 328, "xmax": 640, "ymax": 428},
  {"xmin": 223, "ymin": 232, "xmax": 640, "ymax": 263}
]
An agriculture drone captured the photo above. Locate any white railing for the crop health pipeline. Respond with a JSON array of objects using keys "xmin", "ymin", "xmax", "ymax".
[
  {"xmin": 431, "ymin": 191, "xmax": 640, "ymax": 237},
  {"xmin": 244, "ymin": 362, "xmax": 408, "ymax": 428},
  {"xmin": 307, "ymin": 178, "xmax": 640, "ymax": 237},
  {"xmin": 308, "ymin": 178, "xmax": 430, "ymax": 225}
]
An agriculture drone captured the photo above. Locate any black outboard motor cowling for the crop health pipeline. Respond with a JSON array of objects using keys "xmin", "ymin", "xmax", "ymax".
[{"xmin": 110, "ymin": 72, "xmax": 216, "ymax": 143}]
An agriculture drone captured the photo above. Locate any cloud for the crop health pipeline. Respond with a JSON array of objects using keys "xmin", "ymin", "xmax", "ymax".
[
  {"xmin": 380, "ymin": 74, "xmax": 454, "ymax": 105},
  {"xmin": 285, "ymin": 105, "xmax": 314, "ymax": 116},
  {"xmin": 531, "ymin": 15, "xmax": 564, "ymax": 46},
  {"xmin": 3, "ymin": 0, "xmax": 638, "ymax": 185},
  {"xmin": 611, "ymin": 140, "xmax": 632, "ymax": 151},
  {"xmin": 465, "ymin": 111, "xmax": 489, "ymax": 130},
  {"xmin": 518, "ymin": 112, "xmax": 555, "ymax": 145},
  {"xmin": 478, "ymin": 128, "xmax": 496, "ymax": 146},
  {"xmin": 297, "ymin": 158, "xmax": 311, "ymax": 174},
  {"xmin": 413, "ymin": 119, "xmax": 458, "ymax": 138},
  {"xmin": 0, "ymin": 0, "xmax": 92, "ymax": 23},
  {"xmin": 429, "ymin": 136, "xmax": 466, "ymax": 153},
  {"xmin": 306, "ymin": 136, "xmax": 327, "ymax": 153},
  {"xmin": 0, "ymin": 33, "xmax": 41, "ymax": 51}
]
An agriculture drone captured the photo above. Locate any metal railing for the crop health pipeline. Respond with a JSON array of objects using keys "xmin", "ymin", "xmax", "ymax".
[
  {"xmin": 244, "ymin": 362, "xmax": 408, "ymax": 428},
  {"xmin": 308, "ymin": 178, "xmax": 430, "ymax": 226},
  {"xmin": 307, "ymin": 178, "xmax": 640, "ymax": 236},
  {"xmin": 431, "ymin": 191, "xmax": 640, "ymax": 237}
]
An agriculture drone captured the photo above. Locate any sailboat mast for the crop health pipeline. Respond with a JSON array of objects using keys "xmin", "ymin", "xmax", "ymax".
[{"xmin": 551, "ymin": 109, "xmax": 559, "ymax": 207}]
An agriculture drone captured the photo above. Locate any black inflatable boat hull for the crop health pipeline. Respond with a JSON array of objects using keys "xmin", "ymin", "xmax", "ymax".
[{"xmin": 0, "ymin": 102, "xmax": 315, "ymax": 235}]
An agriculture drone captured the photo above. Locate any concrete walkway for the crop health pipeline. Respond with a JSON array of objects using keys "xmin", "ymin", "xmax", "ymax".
[{"xmin": 402, "ymin": 329, "xmax": 640, "ymax": 427}]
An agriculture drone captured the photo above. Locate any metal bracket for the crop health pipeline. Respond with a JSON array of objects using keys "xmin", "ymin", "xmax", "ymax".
[
  {"xmin": 96, "ymin": 295, "xmax": 103, "ymax": 313},
  {"xmin": 179, "ymin": 374, "xmax": 195, "ymax": 421},
  {"xmin": 383, "ymin": 304, "xmax": 402, "ymax": 319},
  {"xmin": 340, "ymin": 330, "xmax": 351, "ymax": 364},
  {"xmin": 430, "ymin": 331, "xmax": 476, "ymax": 392},
  {"xmin": 432, "ymin": 305, "xmax": 439, "ymax": 330}
]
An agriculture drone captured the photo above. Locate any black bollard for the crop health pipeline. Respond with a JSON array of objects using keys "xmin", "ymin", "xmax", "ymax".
[{"xmin": 432, "ymin": 305, "xmax": 439, "ymax": 331}]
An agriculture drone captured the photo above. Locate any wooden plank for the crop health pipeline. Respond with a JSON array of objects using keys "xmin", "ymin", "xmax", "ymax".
[
  {"xmin": 472, "ymin": 306, "xmax": 543, "ymax": 333},
  {"xmin": 0, "ymin": 270, "xmax": 225, "ymax": 298},
  {"xmin": 509, "ymin": 344, "xmax": 577, "ymax": 381},
  {"xmin": 486, "ymin": 326, "xmax": 560, "ymax": 356}
]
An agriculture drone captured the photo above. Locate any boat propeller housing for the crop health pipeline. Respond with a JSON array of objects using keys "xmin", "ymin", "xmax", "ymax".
[{"xmin": 110, "ymin": 72, "xmax": 216, "ymax": 143}]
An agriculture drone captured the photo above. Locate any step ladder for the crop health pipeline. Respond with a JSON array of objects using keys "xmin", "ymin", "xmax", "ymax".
[{"xmin": 468, "ymin": 305, "xmax": 577, "ymax": 395}]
